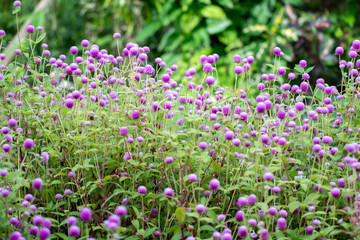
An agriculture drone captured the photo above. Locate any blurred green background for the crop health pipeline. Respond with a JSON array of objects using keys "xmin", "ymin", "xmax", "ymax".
[{"xmin": 1, "ymin": 0, "xmax": 359, "ymax": 88}]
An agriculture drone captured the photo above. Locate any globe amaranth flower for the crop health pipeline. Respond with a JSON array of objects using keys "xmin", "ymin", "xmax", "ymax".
[
  {"xmin": 330, "ymin": 187, "xmax": 341, "ymax": 197},
  {"xmin": 164, "ymin": 187, "xmax": 174, "ymax": 197},
  {"xmin": 199, "ymin": 142, "xmax": 207, "ymax": 149},
  {"xmin": 26, "ymin": 25, "xmax": 35, "ymax": 33},
  {"xmin": 120, "ymin": 127, "xmax": 128, "ymax": 136},
  {"xmin": 209, "ymin": 179, "xmax": 220, "ymax": 191},
  {"xmin": 39, "ymin": 228, "xmax": 50, "ymax": 239},
  {"xmin": 277, "ymin": 218, "xmax": 287, "ymax": 230},
  {"xmin": 24, "ymin": 138, "xmax": 34, "ymax": 149},
  {"xmin": 68, "ymin": 225, "xmax": 80, "ymax": 236},
  {"xmin": 138, "ymin": 186, "xmax": 147, "ymax": 194},
  {"xmin": 115, "ymin": 205, "xmax": 127, "ymax": 216},
  {"xmin": 80, "ymin": 207, "xmax": 92, "ymax": 221},
  {"xmin": 195, "ymin": 204, "xmax": 205, "ymax": 213},
  {"xmin": 188, "ymin": 174, "xmax": 198, "ymax": 182},
  {"xmin": 32, "ymin": 178, "xmax": 43, "ymax": 189}
]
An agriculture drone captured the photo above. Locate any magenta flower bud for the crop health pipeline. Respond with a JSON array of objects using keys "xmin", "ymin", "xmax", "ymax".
[
  {"xmin": 70, "ymin": 46, "xmax": 78, "ymax": 55},
  {"xmin": 113, "ymin": 32, "xmax": 121, "ymax": 38},
  {"xmin": 305, "ymin": 225, "xmax": 314, "ymax": 234},
  {"xmin": 209, "ymin": 178, "xmax": 220, "ymax": 191},
  {"xmin": 277, "ymin": 67, "xmax": 286, "ymax": 75},
  {"xmin": 115, "ymin": 205, "xmax": 127, "ymax": 216},
  {"xmin": 256, "ymin": 102, "xmax": 266, "ymax": 113},
  {"xmin": 238, "ymin": 225, "xmax": 248, "ymax": 237},
  {"xmin": 268, "ymin": 207, "xmax": 277, "ymax": 216},
  {"xmin": 131, "ymin": 110, "xmax": 140, "ymax": 119},
  {"xmin": 120, "ymin": 127, "xmax": 128, "ymax": 136},
  {"xmin": 29, "ymin": 226, "xmax": 39, "ymax": 236},
  {"xmin": 26, "ymin": 25, "xmax": 35, "ymax": 33},
  {"xmin": 273, "ymin": 47, "xmax": 281, "ymax": 55},
  {"xmin": 188, "ymin": 174, "xmax": 198, "ymax": 182},
  {"xmin": 138, "ymin": 186, "xmax": 147, "ymax": 194},
  {"xmin": 32, "ymin": 178, "xmax": 43, "ymax": 189},
  {"xmin": 195, "ymin": 204, "xmax": 205, "ymax": 213},
  {"xmin": 349, "ymin": 51, "xmax": 357, "ymax": 58},
  {"xmin": 80, "ymin": 207, "xmax": 92, "ymax": 221},
  {"xmin": 39, "ymin": 228, "xmax": 50, "ymax": 239},
  {"xmin": 81, "ymin": 39, "xmax": 89, "ymax": 47},
  {"xmin": 67, "ymin": 216, "xmax": 77, "ymax": 225},
  {"xmin": 335, "ymin": 47, "xmax": 344, "ymax": 55},
  {"xmin": 263, "ymin": 172, "xmax": 274, "ymax": 181},
  {"xmin": 65, "ymin": 98, "xmax": 74, "ymax": 108},
  {"xmin": 330, "ymin": 188, "xmax": 341, "ymax": 198},
  {"xmin": 2, "ymin": 144, "xmax": 11, "ymax": 152},
  {"xmin": 199, "ymin": 142, "xmax": 207, "ymax": 149},
  {"xmin": 24, "ymin": 138, "xmax": 34, "ymax": 149},
  {"xmin": 68, "ymin": 225, "xmax": 80, "ymax": 236},
  {"xmin": 237, "ymin": 197, "xmax": 248, "ymax": 206},
  {"xmin": 164, "ymin": 187, "xmax": 174, "ymax": 197},
  {"xmin": 277, "ymin": 218, "xmax": 287, "ymax": 230},
  {"xmin": 225, "ymin": 131, "xmax": 234, "ymax": 140}
]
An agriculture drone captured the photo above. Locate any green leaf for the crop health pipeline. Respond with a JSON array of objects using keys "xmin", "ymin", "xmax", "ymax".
[
  {"xmin": 175, "ymin": 207, "xmax": 186, "ymax": 224},
  {"xmin": 288, "ymin": 201, "xmax": 301, "ymax": 213},
  {"xmin": 200, "ymin": 5, "xmax": 226, "ymax": 19},
  {"xmin": 305, "ymin": 66, "xmax": 316, "ymax": 73},
  {"xmin": 36, "ymin": 33, "xmax": 46, "ymax": 44},
  {"xmin": 206, "ymin": 18, "xmax": 232, "ymax": 35},
  {"xmin": 136, "ymin": 21, "xmax": 162, "ymax": 42},
  {"xmin": 180, "ymin": 14, "xmax": 201, "ymax": 34},
  {"xmin": 131, "ymin": 220, "xmax": 140, "ymax": 231},
  {"xmin": 144, "ymin": 227, "xmax": 158, "ymax": 238},
  {"xmin": 216, "ymin": 0, "xmax": 234, "ymax": 8},
  {"xmin": 12, "ymin": 6, "xmax": 21, "ymax": 15},
  {"xmin": 53, "ymin": 233, "xmax": 70, "ymax": 240},
  {"xmin": 212, "ymin": 161, "xmax": 221, "ymax": 172},
  {"xmin": 294, "ymin": 64, "xmax": 303, "ymax": 73}
]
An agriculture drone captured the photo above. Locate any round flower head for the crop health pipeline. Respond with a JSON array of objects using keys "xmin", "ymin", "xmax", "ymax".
[
  {"xmin": 195, "ymin": 204, "xmax": 205, "ymax": 213},
  {"xmin": 209, "ymin": 178, "xmax": 220, "ymax": 191},
  {"xmin": 3, "ymin": 144, "xmax": 11, "ymax": 152},
  {"xmin": 8, "ymin": 119, "xmax": 17, "ymax": 127},
  {"xmin": 335, "ymin": 47, "xmax": 344, "ymax": 55},
  {"xmin": 263, "ymin": 172, "xmax": 274, "ymax": 181},
  {"xmin": 277, "ymin": 67, "xmax": 286, "ymax": 75},
  {"xmin": 164, "ymin": 187, "xmax": 174, "ymax": 197},
  {"xmin": 238, "ymin": 225, "xmax": 248, "ymax": 237},
  {"xmin": 39, "ymin": 228, "xmax": 50, "ymax": 239},
  {"xmin": 225, "ymin": 131, "xmax": 234, "ymax": 140},
  {"xmin": 67, "ymin": 216, "xmax": 77, "ymax": 225},
  {"xmin": 138, "ymin": 186, "xmax": 147, "ymax": 194},
  {"xmin": 113, "ymin": 32, "xmax": 121, "ymax": 38},
  {"xmin": 32, "ymin": 178, "xmax": 43, "ymax": 189},
  {"xmin": 305, "ymin": 225, "xmax": 314, "ymax": 234},
  {"xmin": 70, "ymin": 46, "xmax": 78, "ymax": 55},
  {"xmin": 115, "ymin": 205, "xmax": 127, "ymax": 216},
  {"xmin": 131, "ymin": 110, "xmax": 140, "ymax": 119},
  {"xmin": 330, "ymin": 187, "xmax": 341, "ymax": 198},
  {"xmin": 260, "ymin": 228, "xmax": 269, "ymax": 239},
  {"xmin": 199, "ymin": 142, "xmax": 207, "ymax": 149},
  {"xmin": 188, "ymin": 174, "xmax": 198, "ymax": 182},
  {"xmin": 10, "ymin": 231, "xmax": 22, "ymax": 240},
  {"xmin": 277, "ymin": 218, "xmax": 287, "ymax": 230},
  {"xmin": 120, "ymin": 127, "xmax": 128, "ymax": 136},
  {"xmin": 256, "ymin": 102, "xmax": 266, "ymax": 113},
  {"xmin": 273, "ymin": 47, "xmax": 281, "ymax": 55},
  {"xmin": 80, "ymin": 207, "xmax": 92, "ymax": 222},
  {"xmin": 24, "ymin": 138, "xmax": 34, "ymax": 149},
  {"xmin": 26, "ymin": 25, "xmax": 35, "ymax": 33},
  {"xmin": 65, "ymin": 98, "xmax": 74, "ymax": 108},
  {"xmin": 68, "ymin": 225, "xmax": 81, "ymax": 236}
]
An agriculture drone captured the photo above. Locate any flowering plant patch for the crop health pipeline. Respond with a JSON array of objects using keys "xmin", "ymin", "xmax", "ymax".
[{"xmin": 1, "ymin": 2, "xmax": 360, "ymax": 240}]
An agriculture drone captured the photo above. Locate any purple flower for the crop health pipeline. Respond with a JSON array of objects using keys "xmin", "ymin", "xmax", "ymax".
[
  {"xmin": 277, "ymin": 67, "xmax": 286, "ymax": 75},
  {"xmin": 235, "ymin": 210, "xmax": 245, "ymax": 221},
  {"xmin": 238, "ymin": 226, "xmax": 248, "ymax": 237},
  {"xmin": 305, "ymin": 225, "xmax": 314, "ymax": 234},
  {"xmin": 8, "ymin": 119, "xmax": 17, "ymax": 127},
  {"xmin": 68, "ymin": 225, "xmax": 81, "ymax": 236},
  {"xmin": 26, "ymin": 25, "xmax": 35, "ymax": 33},
  {"xmin": 14, "ymin": 1, "xmax": 21, "ymax": 6},
  {"xmin": 2, "ymin": 144, "xmax": 11, "ymax": 152},
  {"xmin": 138, "ymin": 186, "xmax": 147, "ymax": 194},
  {"xmin": 39, "ymin": 228, "xmax": 50, "ymax": 239},
  {"xmin": 199, "ymin": 142, "xmax": 207, "ymax": 149},
  {"xmin": 263, "ymin": 172, "xmax": 274, "ymax": 181},
  {"xmin": 24, "ymin": 138, "xmax": 34, "ymax": 149},
  {"xmin": 67, "ymin": 216, "xmax": 77, "ymax": 225},
  {"xmin": 209, "ymin": 179, "xmax": 220, "ymax": 191},
  {"xmin": 335, "ymin": 47, "xmax": 344, "ymax": 55},
  {"xmin": 273, "ymin": 47, "xmax": 281, "ymax": 55},
  {"xmin": 120, "ymin": 127, "xmax": 128, "ymax": 136},
  {"xmin": 113, "ymin": 32, "xmax": 121, "ymax": 38},
  {"xmin": 195, "ymin": 204, "xmax": 205, "ymax": 213},
  {"xmin": 277, "ymin": 218, "xmax": 287, "ymax": 230},
  {"xmin": 225, "ymin": 131, "xmax": 235, "ymax": 140},
  {"xmin": 188, "ymin": 174, "xmax": 198, "ymax": 182},
  {"xmin": 164, "ymin": 187, "xmax": 174, "ymax": 197},
  {"xmin": 131, "ymin": 110, "xmax": 140, "ymax": 119},
  {"xmin": 80, "ymin": 207, "xmax": 92, "ymax": 221},
  {"xmin": 65, "ymin": 98, "xmax": 74, "ymax": 108},
  {"xmin": 330, "ymin": 187, "xmax": 341, "ymax": 198},
  {"xmin": 32, "ymin": 178, "xmax": 43, "ymax": 189},
  {"xmin": 115, "ymin": 205, "xmax": 127, "ymax": 216}
]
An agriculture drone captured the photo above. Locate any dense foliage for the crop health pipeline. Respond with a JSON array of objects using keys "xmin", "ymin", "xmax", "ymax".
[{"xmin": 1, "ymin": 1, "xmax": 360, "ymax": 240}]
